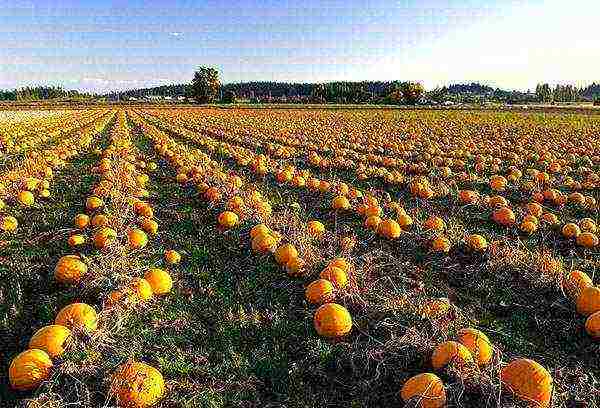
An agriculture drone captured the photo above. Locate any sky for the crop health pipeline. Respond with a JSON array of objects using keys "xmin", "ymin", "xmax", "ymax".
[{"xmin": 1, "ymin": 0, "xmax": 599, "ymax": 92}]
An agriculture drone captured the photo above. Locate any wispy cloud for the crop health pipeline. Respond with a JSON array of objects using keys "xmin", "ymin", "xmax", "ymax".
[{"xmin": 169, "ymin": 32, "xmax": 183, "ymax": 37}]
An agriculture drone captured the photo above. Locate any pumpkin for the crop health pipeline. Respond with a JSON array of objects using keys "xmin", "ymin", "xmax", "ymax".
[
  {"xmin": 579, "ymin": 218, "xmax": 597, "ymax": 233},
  {"xmin": 466, "ymin": 234, "xmax": 487, "ymax": 251},
  {"xmin": 328, "ymin": 257, "xmax": 350, "ymax": 272},
  {"xmin": 94, "ymin": 227, "xmax": 117, "ymax": 249},
  {"xmin": 85, "ymin": 196, "xmax": 104, "ymax": 211},
  {"xmin": 424, "ymin": 216, "xmax": 446, "ymax": 231},
  {"xmin": 585, "ymin": 311, "xmax": 600, "ymax": 339},
  {"xmin": 563, "ymin": 270, "xmax": 592, "ymax": 299},
  {"xmin": 55, "ymin": 303, "xmax": 98, "ymax": 330},
  {"xmin": 1, "ymin": 215, "xmax": 18, "ymax": 232},
  {"xmin": 28, "ymin": 325, "xmax": 71, "ymax": 358},
  {"xmin": 218, "ymin": 211, "xmax": 238, "ymax": 228},
  {"xmin": 40, "ymin": 189, "xmax": 50, "ymax": 198},
  {"xmin": 91, "ymin": 214, "xmax": 109, "ymax": 228},
  {"xmin": 332, "ymin": 195, "xmax": 351, "ymax": 211},
  {"xmin": 458, "ymin": 189, "xmax": 479, "ymax": 204},
  {"xmin": 431, "ymin": 341, "xmax": 473, "ymax": 370},
  {"xmin": 364, "ymin": 215, "xmax": 382, "ymax": 231},
  {"xmin": 140, "ymin": 217, "xmax": 158, "ymax": 235},
  {"xmin": 127, "ymin": 229, "xmax": 148, "ymax": 249},
  {"xmin": 313, "ymin": 303, "xmax": 352, "ymax": 338},
  {"xmin": 306, "ymin": 220, "xmax": 325, "ymax": 237},
  {"xmin": 541, "ymin": 212, "xmax": 558, "ymax": 225},
  {"xmin": 377, "ymin": 218, "xmax": 401, "ymax": 239},
  {"xmin": 68, "ymin": 234, "xmax": 86, "ymax": 247},
  {"xmin": 274, "ymin": 243, "xmax": 298, "ymax": 266},
  {"xmin": 562, "ymin": 223, "xmax": 581, "ymax": 239},
  {"xmin": 111, "ymin": 361, "xmax": 165, "ymax": 408},
  {"xmin": 251, "ymin": 233, "xmax": 277, "ymax": 254},
  {"xmin": 305, "ymin": 279, "xmax": 335, "ymax": 304},
  {"xmin": 576, "ymin": 232, "xmax": 598, "ymax": 248},
  {"xmin": 400, "ymin": 373, "xmax": 446, "ymax": 408},
  {"xmin": 9, "ymin": 349, "xmax": 53, "ymax": 391},
  {"xmin": 520, "ymin": 220, "xmax": 537, "ymax": 235},
  {"xmin": 74, "ymin": 214, "xmax": 89, "ymax": 229},
  {"xmin": 164, "ymin": 249, "xmax": 181, "ymax": 264},
  {"xmin": 250, "ymin": 223, "xmax": 271, "ymax": 239},
  {"xmin": 286, "ymin": 257, "xmax": 306, "ymax": 277},
  {"xmin": 492, "ymin": 206, "xmax": 516, "ymax": 226},
  {"xmin": 500, "ymin": 358, "xmax": 552, "ymax": 407},
  {"xmin": 490, "ymin": 175, "xmax": 507, "ymax": 191},
  {"xmin": 432, "ymin": 236, "xmax": 451, "ymax": 253},
  {"xmin": 144, "ymin": 269, "xmax": 172, "ymax": 295},
  {"xmin": 576, "ymin": 286, "xmax": 600, "ymax": 316},
  {"xmin": 17, "ymin": 190, "xmax": 35, "ymax": 206},
  {"xmin": 457, "ymin": 328, "xmax": 492, "ymax": 365},
  {"xmin": 129, "ymin": 278, "xmax": 153, "ymax": 302},
  {"xmin": 54, "ymin": 255, "xmax": 87, "ymax": 284},
  {"xmin": 397, "ymin": 213, "xmax": 413, "ymax": 229},
  {"xmin": 319, "ymin": 266, "xmax": 348, "ymax": 289}
]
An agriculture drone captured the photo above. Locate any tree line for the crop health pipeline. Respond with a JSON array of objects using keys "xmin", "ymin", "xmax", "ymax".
[{"xmin": 0, "ymin": 86, "xmax": 92, "ymax": 101}]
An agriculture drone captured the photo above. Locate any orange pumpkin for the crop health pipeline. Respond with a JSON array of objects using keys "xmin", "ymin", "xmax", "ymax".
[
  {"xmin": 9, "ymin": 349, "xmax": 53, "ymax": 391},
  {"xmin": 28, "ymin": 325, "xmax": 71, "ymax": 358},
  {"xmin": 111, "ymin": 361, "xmax": 165, "ymax": 408},
  {"xmin": 313, "ymin": 303, "xmax": 352, "ymax": 338},
  {"xmin": 457, "ymin": 328, "xmax": 493, "ymax": 366},
  {"xmin": 55, "ymin": 303, "xmax": 97, "ymax": 331},
  {"xmin": 431, "ymin": 341, "xmax": 473, "ymax": 370},
  {"xmin": 400, "ymin": 373, "xmax": 446, "ymax": 408},
  {"xmin": 576, "ymin": 286, "xmax": 600, "ymax": 316},
  {"xmin": 501, "ymin": 359, "xmax": 552, "ymax": 407},
  {"xmin": 305, "ymin": 279, "xmax": 335, "ymax": 304}
]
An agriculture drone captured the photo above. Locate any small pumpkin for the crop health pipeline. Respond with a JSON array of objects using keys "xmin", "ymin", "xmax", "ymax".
[
  {"xmin": 332, "ymin": 195, "xmax": 351, "ymax": 211},
  {"xmin": 431, "ymin": 236, "xmax": 451, "ymax": 253},
  {"xmin": 218, "ymin": 211, "xmax": 239, "ymax": 228},
  {"xmin": 9, "ymin": 349, "xmax": 53, "ymax": 391},
  {"xmin": 585, "ymin": 311, "xmax": 600, "ymax": 339},
  {"xmin": 306, "ymin": 220, "xmax": 325, "ymax": 237},
  {"xmin": 457, "ymin": 328, "xmax": 493, "ymax": 366},
  {"xmin": 562, "ymin": 223, "xmax": 581, "ymax": 239},
  {"xmin": 28, "ymin": 325, "xmax": 71, "ymax": 358},
  {"xmin": 274, "ymin": 243, "xmax": 298, "ymax": 266},
  {"xmin": 74, "ymin": 214, "xmax": 89, "ymax": 229},
  {"xmin": 319, "ymin": 266, "xmax": 348, "ymax": 289},
  {"xmin": 68, "ymin": 234, "xmax": 86, "ymax": 247},
  {"xmin": 400, "ymin": 373, "xmax": 446, "ymax": 408},
  {"xmin": 466, "ymin": 234, "xmax": 487, "ymax": 251},
  {"xmin": 500, "ymin": 358, "xmax": 552, "ymax": 407},
  {"xmin": 563, "ymin": 270, "xmax": 592, "ymax": 299},
  {"xmin": 576, "ymin": 232, "xmax": 598, "ymax": 248},
  {"xmin": 144, "ymin": 269, "xmax": 173, "ymax": 295},
  {"xmin": 17, "ymin": 190, "xmax": 35, "ymax": 206},
  {"xmin": 377, "ymin": 218, "xmax": 401, "ymax": 239},
  {"xmin": 285, "ymin": 257, "xmax": 306, "ymax": 277},
  {"xmin": 85, "ymin": 196, "xmax": 104, "ymax": 212},
  {"xmin": 111, "ymin": 361, "xmax": 165, "ymax": 408},
  {"xmin": 431, "ymin": 341, "xmax": 473, "ymax": 370},
  {"xmin": 55, "ymin": 303, "xmax": 98, "ymax": 331},
  {"xmin": 164, "ymin": 249, "xmax": 181, "ymax": 264},
  {"xmin": 305, "ymin": 279, "xmax": 335, "ymax": 304},
  {"xmin": 127, "ymin": 229, "xmax": 148, "ymax": 249},
  {"xmin": 129, "ymin": 278, "xmax": 153, "ymax": 301},
  {"xmin": 54, "ymin": 255, "xmax": 87, "ymax": 284},
  {"xmin": 313, "ymin": 303, "xmax": 352, "ymax": 338},
  {"xmin": 576, "ymin": 286, "xmax": 600, "ymax": 316},
  {"xmin": 1, "ymin": 215, "xmax": 18, "ymax": 232}
]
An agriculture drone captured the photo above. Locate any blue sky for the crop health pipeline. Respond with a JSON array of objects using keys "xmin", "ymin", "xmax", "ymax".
[{"xmin": 1, "ymin": 0, "xmax": 598, "ymax": 92}]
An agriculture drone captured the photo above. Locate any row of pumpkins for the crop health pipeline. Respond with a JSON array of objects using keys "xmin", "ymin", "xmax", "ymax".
[
  {"xmin": 132, "ymin": 112, "xmax": 598, "ymax": 260},
  {"xmin": 0, "ymin": 109, "xmax": 106, "ymax": 154},
  {"xmin": 0, "ymin": 112, "xmax": 115, "ymax": 233},
  {"xmin": 133, "ymin": 110, "xmax": 599, "ymax": 406},
  {"xmin": 142, "ymin": 107, "xmax": 600, "ymax": 201},
  {"xmin": 8, "ymin": 111, "xmax": 175, "ymax": 407}
]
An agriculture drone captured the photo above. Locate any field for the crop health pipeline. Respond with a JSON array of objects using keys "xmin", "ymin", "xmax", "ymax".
[{"xmin": 1, "ymin": 106, "xmax": 600, "ymax": 408}]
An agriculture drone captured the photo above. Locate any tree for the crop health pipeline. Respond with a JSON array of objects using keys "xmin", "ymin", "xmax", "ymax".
[
  {"xmin": 191, "ymin": 66, "xmax": 220, "ymax": 103},
  {"xmin": 399, "ymin": 82, "xmax": 425, "ymax": 104},
  {"xmin": 222, "ymin": 90, "xmax": 236, "ymax": 103}
]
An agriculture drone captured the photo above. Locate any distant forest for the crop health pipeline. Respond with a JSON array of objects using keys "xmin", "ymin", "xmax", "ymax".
[
  {"xmin": 105, "ymin": 81, "xmax": 600, "ymax": 104},
  {"xmin": 1, "ymin": 82, "xmax": 600, "ymax": 103}
]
